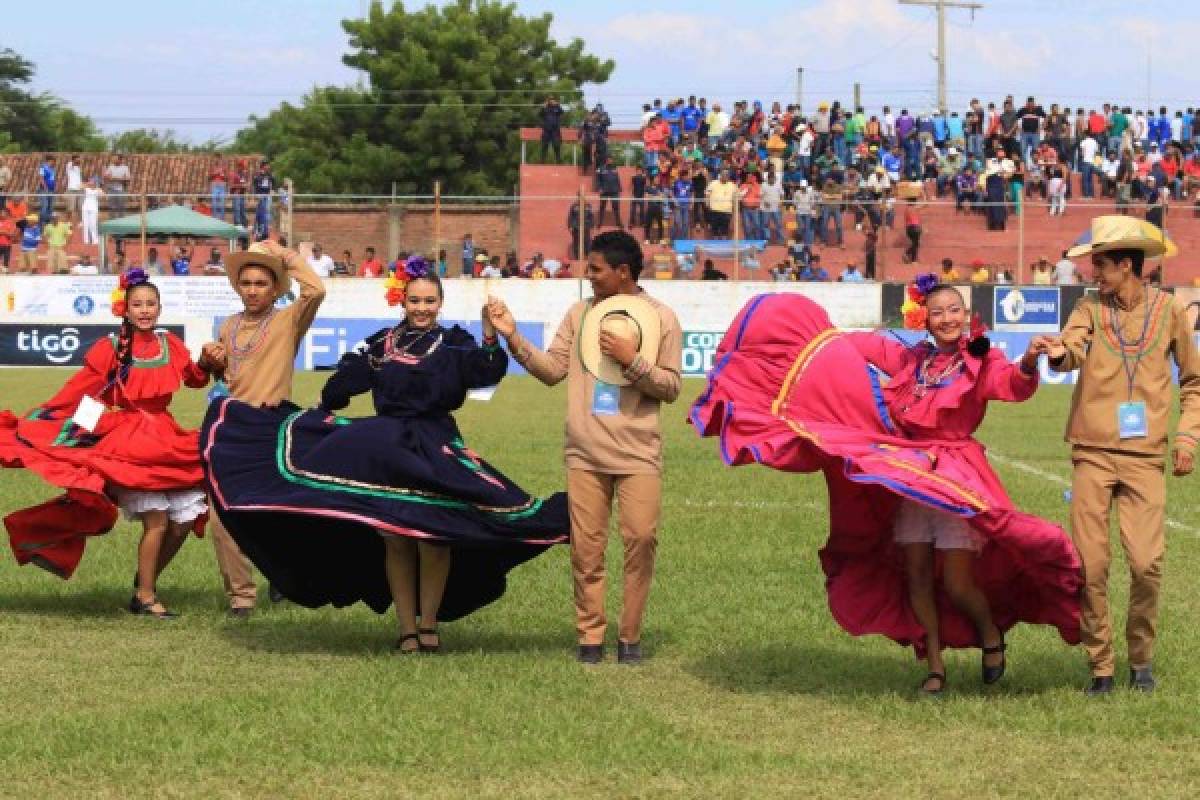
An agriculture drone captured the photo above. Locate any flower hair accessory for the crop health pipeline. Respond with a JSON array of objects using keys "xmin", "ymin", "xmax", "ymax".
[
  {"xmin": 111, "ymin": 268, "xmax": 150, "ymax": 318},
  {"xmin": 900, "ymin": 272, "xmax": 938, "ymax": 330},
  {"xmin": 383, "ymin": 255, "xmax": 433, "ymax": 307}
]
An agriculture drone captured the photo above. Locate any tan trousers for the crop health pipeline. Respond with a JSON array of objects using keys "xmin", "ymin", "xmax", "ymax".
[
  {"xmin": 209, "ymin": 509, "xmax": 258, "ymax": 609},
  {"xmin": 567, "ymin": 470, "xmax": 661, "ymax": 646},
  {"xmin": 47, "ymin": 247, "xmax": 68, "ymax": 273},
  {"xmin": 1070, "ymin": 446, "xmax": 1166, "ymax": 676}
]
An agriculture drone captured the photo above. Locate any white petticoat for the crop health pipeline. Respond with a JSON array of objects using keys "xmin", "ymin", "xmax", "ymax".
[
  {"xmin": 112, "ymin": 487, "xmax": 208, "ymax": 525},
  {"xmin": 893, "ymin": 499, "xmax": 983, "ymax": 551}
]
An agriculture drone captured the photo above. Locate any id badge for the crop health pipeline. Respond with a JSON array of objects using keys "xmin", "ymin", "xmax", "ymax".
[
  {"xmin": 1117, "ymin": 401, "xmax": 1148, "ymax": 439},
  {"xmin": 207, "ymin": 380, "xmax": 231, "ymax": 403},
  {"xmin": 70, "ymin": 395, "xmax": 105, "ymax": 433},
  {"xmin": 591, "ymin": 381, "xmax": 620, "ymax": 416},
  {"xmin": 467, "ymin": 385, "xmax": 498, "ymax": 402}
]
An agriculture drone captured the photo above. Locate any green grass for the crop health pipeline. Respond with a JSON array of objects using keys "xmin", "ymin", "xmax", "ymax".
[{"xmin": 1, "ymin": 371, "xmax": 1199, "ymax": 799}]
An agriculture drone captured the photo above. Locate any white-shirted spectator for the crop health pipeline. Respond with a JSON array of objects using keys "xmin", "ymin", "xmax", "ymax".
[{"xmin": 307, "ymin": 243, "xmax": 335, "ymax": 278}]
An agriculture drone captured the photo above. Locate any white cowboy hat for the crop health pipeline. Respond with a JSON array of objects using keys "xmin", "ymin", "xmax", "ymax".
[
  {"xmin": 226, "ymin": 242, "xmax": 289, "ymax": 295},
  {"xmin": 1066, "ymin": 214, "xmax": 1177, "ymax": 259},
  {"xmin": 579, "ymin": 294, "xmax": 662, "ymax": 387}
]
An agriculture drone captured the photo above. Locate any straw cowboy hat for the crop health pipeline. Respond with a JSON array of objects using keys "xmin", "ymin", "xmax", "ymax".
[
  {"xmin": 579, "ymin": 294, "xmax": 662, "ymax": 387},
  {"xmin": 226, "ymin": 242, "xmax": 290, "ymax": 294},
  {"xmin": 1066, "ymin": 215, "xmax": 1178, "ymax": 259}
]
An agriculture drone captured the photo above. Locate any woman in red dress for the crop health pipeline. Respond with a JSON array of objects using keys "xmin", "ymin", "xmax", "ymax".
[
  {"xmin": 0, "ymin": 269, "xmax": 221, "ymax": 618},
  {"xmin": 690, "ymin": 277, "xmax": 1082, "ymax": 695}
]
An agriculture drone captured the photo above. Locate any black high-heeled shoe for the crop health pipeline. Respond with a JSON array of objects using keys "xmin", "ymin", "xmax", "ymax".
[
  {"xmin": 982, "ymin": 637, "xmax": 1007, "ymax": 684},
  {"xmin": 129, "ymin": 596, "xmax": 178, "ymax": 620},
  {"xmin": 418, "ymin": 627, "xmax": 441, "ymax": 654}
]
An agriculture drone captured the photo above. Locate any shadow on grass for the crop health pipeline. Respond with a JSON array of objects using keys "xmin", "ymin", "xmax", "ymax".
[
  {"xmin": 219, "ymin": 615, "xmax": 575, "ymax": 657},
  {"xmin": 0, "ymin": 586, "xmax": 219, "ymax": 618},
  {"xmin": 687, "ymin": 640, "xmax": 1083, "ymax": 698}
]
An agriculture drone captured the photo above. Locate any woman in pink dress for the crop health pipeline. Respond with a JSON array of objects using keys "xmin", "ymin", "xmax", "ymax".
[{"xmin": 690, "ymin": 277, "xmax": 1082, "ymax": 695}]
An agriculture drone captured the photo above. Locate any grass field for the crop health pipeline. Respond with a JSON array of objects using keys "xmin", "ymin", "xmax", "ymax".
[{"xmin": 1, "ymin": 369, "xmax": 1198, "ymax": 799}]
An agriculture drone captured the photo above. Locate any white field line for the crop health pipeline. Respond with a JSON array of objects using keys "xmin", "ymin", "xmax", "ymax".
[
  {"xmin": 990, "ymin": 451, "xmax": 1198, "ymax": 537},
  {"xmin": 671, "ymin": 498, "xmax": 822, "ymax": 512}
]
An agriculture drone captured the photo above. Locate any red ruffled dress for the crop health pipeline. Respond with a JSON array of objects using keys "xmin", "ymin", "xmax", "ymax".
[
  {"xmin": 0, "ymin": 330, "xmax": 210, "ymax": 577},
  {"xmin": 690, "ymin": 293, "xmax": 1082, "ymax": 655}
]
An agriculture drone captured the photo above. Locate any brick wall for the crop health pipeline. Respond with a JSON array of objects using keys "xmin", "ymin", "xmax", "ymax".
[{"xmin": 288, "ymin": 202, "xmax": 516, "ymax": 265}]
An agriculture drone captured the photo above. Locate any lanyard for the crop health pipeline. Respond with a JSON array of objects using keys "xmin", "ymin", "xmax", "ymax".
[{"xmin": 1110, "ymin": 289, "xmax": 1154, "ymax": 401}]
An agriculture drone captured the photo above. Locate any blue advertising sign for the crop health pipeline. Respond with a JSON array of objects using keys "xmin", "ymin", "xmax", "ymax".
[
  {"xmin": 213, "ymin": 317, "xmax": 543, "ymax": 375},
  {"xmin": 993, "ymin": 287, "xmax": 1061, "ymax": 332}
]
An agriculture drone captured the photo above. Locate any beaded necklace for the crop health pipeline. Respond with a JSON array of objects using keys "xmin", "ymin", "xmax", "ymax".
[
  {"xmin": 371, "ymin": 323, "xmax": 443, "ymax": 368},
  {"xmin": 226, "ymin": 307, "xmax": 279, "ymax": 381},
  {"xmin": 912, "ymin": 348, "xmax": 963, "ymax": 399}
]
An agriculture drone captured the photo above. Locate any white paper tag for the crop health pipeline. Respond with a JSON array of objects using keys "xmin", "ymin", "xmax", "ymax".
[
  {"xmin": 71, "ymin": 395, "xmax": 105, "ymax": 433},
  {"xmin": 467, "ymin": 385, "xmax": 498, "ymax": 402}
]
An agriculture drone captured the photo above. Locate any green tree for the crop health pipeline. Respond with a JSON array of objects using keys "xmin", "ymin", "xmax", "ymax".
[
  {"xmin": 234, "ymin": 0, "xmax": 613, "ymax": 195},
  {"xmin": 107, "ymin": 128, "xmax": 227, "ymax": 154},
  {"xmin": 0, "ymin": 48, "xmax": 104, "ymax": 151}
]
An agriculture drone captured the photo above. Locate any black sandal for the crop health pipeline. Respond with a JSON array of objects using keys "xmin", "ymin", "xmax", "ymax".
[
  {"xmin": 394, "ymin": 633, "xmax": 420, "ymax": 654},
  {"xmin": 919, "ymin": 672, "xmax": 946, "ymax": 696},
  {"xmin": 982, "ymin": 637, "xmax": 1007, "ymax": 685},
  {"xmin": 129, "ymin": 596, "xmax": 178, "ymax": 620},
  {"xmin": 418, "ymin": 627, "xmax": 441, "ymax": 654}
]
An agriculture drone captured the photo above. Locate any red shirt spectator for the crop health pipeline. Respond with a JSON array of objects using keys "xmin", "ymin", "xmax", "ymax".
[
  {"xmin": 643, "ymin": 117, "xmax": 669, "ymax": 154},
  {"xmin": 1088, "ymin": 111, "xmax": 1107, "ymax": 136},
  {"xmin": 360, "ymin": 249, "xmax": 384, "ymax": 277},
  {"xmin": 210, "ymin": 165, "xmax": 226, "ymax": 184}
]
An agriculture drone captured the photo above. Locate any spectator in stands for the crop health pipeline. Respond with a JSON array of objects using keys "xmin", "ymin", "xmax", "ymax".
[
  {"xmin": 139, "ymin": 247, "xmax": 163, "ymax": 276},
  {"xmin": 760, "ymin": 169, "xmax": 785, "ymax": 245},
  {"xmin": 630, "ymin": 165, "xmax": 646, "ymax": 228},
  {"xmin": 798, "ymin": 254, "xmax": 830, "ymax": 281},
  {"xmin": 63, "ymin": 155, "xmax": 82, "ymax": 223},
  {"xmin": 706, "ymin": 103, "xmax": 729, "ymax": 142},
  {"xmin": 568, "ymin": 195, "xmax": 595, "ymax": 254},
  {"xmin": 0, "ymin": 158, "xmax": 10, "ymax": 210},
  {"xmin": 253, "ymin": 161, "xmax": 275, "ymax": 232},
  {"xmin": 202, "ymin": 247, "xmax": 226, "ymax": 276},
  {"xmin": 210, "ymin": 159, "xmax": 227, "ymax": 221},
  {"xmin": 360, "ymin": 246, "xmax": 384, "ymax": 278},
  {"xmin": 1145, "ymin": 176, "xmax": 1168, "ymax": 230},
  {"xmin": 80, "ymin": 178, "xmax": 103, "ymax": 248},
  {"xmin": 461, "ymin": 234, "xmax": 475, "ymax": 277},
  {"xmin": 970, "ymin": 259, "xmax": 991, "ymax": 283},
  {"xmin": 902, "ymin": 199, "xmax": 922, "ymax": 264},
  {"xmin": 817, "ymin": 177, "xmax": 843, "ymax": 247},
  {"xmin": 1053, "ymin": 251, "xmax": 1080, "ymax": 285},
  {"xmin": 229, "ymin": 160, "xmax": 249, "ymax": 227},
  {"xmin": 705, "ymin": 169, "xmax": 735, "ymax": 238},
  {"xmin": 307, "ymin": 243, "xmax": 335, "ymax": 278},
  {"xmin": 0, "ymin": 207, "xmax": 14, "ymax": 271},
  {"xmin": 940, "ymin": 258, "xmax": 961, "ymax": 283},
  {"xmin": 642, "ymin": 182, "xmax": 667, "ymax": 246},
  {"xmin": 595, "ymin": 158, "xmax": 623, "ymax": 229},
  {"xmin": 863, "ymin": 224, "xmax": 878, "ymax": 279},
  {"xmin": 955, "ymin": 167, "xmax": 978, "ymax": 212},
  {"xmin": 19, "ymin": 214, "xmax": 41, "ymax": 274},
  {"xmin": 1047, "ymin": 166, "xmax": 1067, "ymax": 216},
  {"xmin": 43, "ymin": 212, "xmax": 72, "ymax": 274},
  {"xmin": 738, "ymin": 170, "xmax": 763, "ymax": 240},
  {"xmin": 642, "ymin": 113, "xmax": 669, "ymax": 172},
  {"xmin": 37, "ymin": 156, "xmax": 57, "ymax": 225},
  {"xmin": 104, "ymin": 154, "xmax": 131, "ymax": 216},
  {"xmin": 540, "ymin": 95, "xmax": 564, "ymax": 163},
  {"xmin": 792, "ymin": 179, "xmax": 816, "ymax": 246},
  {"xmin": 479, "ymin": 257, "xmax": 503, "ymax": 278},
  {"xmin": 333, "ymin": 249, "xmax": 354, "ymax": 277},
  {"xmin": 839, "ymin": 261, "xmax": 865, "ymax": 282},
  {"xmin": 171, "ymin": 243, "xmax": 193, "ymax": 276},
  {"xmin": 70, "ymin": 252, "xmax": 98, "ymax": 276},
  {"xmin": 670, "ymin": 167, "xmax": 694, "ymax": 241},
  {"xmin": 701, "ymin": 258, "xmax": 727, "ymax": 280}
]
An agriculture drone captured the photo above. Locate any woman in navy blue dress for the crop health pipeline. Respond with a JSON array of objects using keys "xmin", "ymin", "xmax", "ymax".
[{"xmin": 201, "ymin": 262, "xmax": 569, "ymax": 652}]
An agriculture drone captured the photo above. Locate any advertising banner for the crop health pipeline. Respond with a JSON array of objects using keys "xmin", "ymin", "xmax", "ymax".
[
  {"xmin": 0, "ymin": 323, "xmax": 186, "ymax": 367},
  {"xmin": 993, "ymin": 287, "xmax": 1062, "ymax": 332}
]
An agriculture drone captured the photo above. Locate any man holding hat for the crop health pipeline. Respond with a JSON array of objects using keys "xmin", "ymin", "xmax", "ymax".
[
  {"xmin": 1041, "ymin": 215, "xmax": 1199, "ymax": 694},
  {"xmin": 207, "ymin": 240, "xmax": 326, "ymax": 615},
  {"xmin": 486, "ymin": 230, "xmax": 682, "ymax": 664}
]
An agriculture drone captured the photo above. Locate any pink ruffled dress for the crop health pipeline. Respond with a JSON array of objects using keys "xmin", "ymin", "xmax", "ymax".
[{"xmin": 690, "ymin": 292, "xmax": 1082, "ymax": 654}]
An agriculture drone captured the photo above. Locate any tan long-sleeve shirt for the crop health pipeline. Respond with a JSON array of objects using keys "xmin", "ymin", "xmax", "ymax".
[
  {"xmin": 508, "ymin": 291, "xmax": 683, "ymax": 475},
  {"xmin": 1051, "ymin": 289, "xmax": 1200, "ymax": 456},
  {"xmin": 219, "ymin": 253, "xmax": 326, "ymax": 407}
]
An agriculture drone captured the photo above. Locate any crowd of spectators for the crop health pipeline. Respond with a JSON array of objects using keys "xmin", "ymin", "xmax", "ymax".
[{"xmin": 537, "ymin": 93, "xmax": 1200, "ymax": 278}]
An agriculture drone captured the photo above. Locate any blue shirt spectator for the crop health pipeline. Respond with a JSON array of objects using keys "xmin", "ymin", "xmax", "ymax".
[
  {"xmin": 38, "ymin": 161, "xmax": 56, "ymax": 192},
  {"xmin": 681, "ymin": 103, "xmax": 703, "ymax": 133},
  {"xmin": 663, "ymin": 105, "xmax": 683, "ymax": 140}
]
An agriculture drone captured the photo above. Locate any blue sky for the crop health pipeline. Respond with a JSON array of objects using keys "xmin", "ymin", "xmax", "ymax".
[{"xmin": 5, "ymin": 0, "xmax": 1197, "ymax": 142}]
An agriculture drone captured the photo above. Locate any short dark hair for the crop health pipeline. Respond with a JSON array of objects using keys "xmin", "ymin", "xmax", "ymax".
[
  {"xmin": 590, "ymin": 229, "xmax": 644, "ymax": 280},
  {"xmin": 407, "ymin": 272, "xmax": 444, "ymax": 300},
  {"xmin": 1103, "ymin": 247, "xmax": 1146, "ymax": 277}
]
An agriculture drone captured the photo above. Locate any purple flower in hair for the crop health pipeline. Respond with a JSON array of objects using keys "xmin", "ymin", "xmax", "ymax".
[
  {"xmin": 119, "ymin": 267, "xmax": 150, "ymax": 290},
  {"xmin": 403, "ymin": 255, "xmax": 431, "ymax": 281},
  {"xmin": 915, "ymin": 272, "xmax": 938, "ymax": 296}
]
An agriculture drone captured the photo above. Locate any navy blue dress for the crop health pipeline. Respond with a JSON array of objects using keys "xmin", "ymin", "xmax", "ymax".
[{"xmin": 201, "ymin": 323, "xmax": 569, "ymax": 620}]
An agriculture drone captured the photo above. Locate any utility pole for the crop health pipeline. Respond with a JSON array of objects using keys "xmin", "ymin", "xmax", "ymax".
[
  {"xmin": 899, "ymin": 0, "xmax": 984, "ymax": 114},
  {"xmin": 796, "ymin": 67, "xmax": 804, "ymax": 113}
]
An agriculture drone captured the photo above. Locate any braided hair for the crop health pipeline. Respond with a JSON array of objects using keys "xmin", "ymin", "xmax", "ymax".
[{"xmin": 108, "ymin": 280, "xmax": 160, "ymax": 385}]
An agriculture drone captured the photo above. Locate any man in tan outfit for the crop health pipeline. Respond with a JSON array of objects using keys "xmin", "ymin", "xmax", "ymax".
[
  {"xmin": 1043, "ymin": 216, "xmax": 1199, "ymax": 695},
  {"xmin": 209, "ymin": 240, "xmax": 325, "ymax": 615},
  {"xmin": 488, "ymin": 230, "xmax": 682, "ymax": 664}
]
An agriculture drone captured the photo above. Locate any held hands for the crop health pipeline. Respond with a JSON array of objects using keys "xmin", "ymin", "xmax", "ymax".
[
  {"xmin": 199, "ymin": 341, "xmax": 227, "ymax": 372},
  {"xmin": 599, "ymin": 330, "xmax": 638, "ymax": 368},
  {"xmin": 485, "ymin": 296, "xmax": 517, "ymax": 338},
  {"xmin": 1173, "ymin": 447, "xmax": 1195, "ymax": 477},
  {"xmin": 1028, "ymin": 335, "xmax": 1067, "ymax": 362}
]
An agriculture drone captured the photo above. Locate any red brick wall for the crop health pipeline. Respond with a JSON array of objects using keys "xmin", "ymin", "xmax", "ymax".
[{"xmin": 288, "ymin": 203, "xmax": 515, "ymax": 264}]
